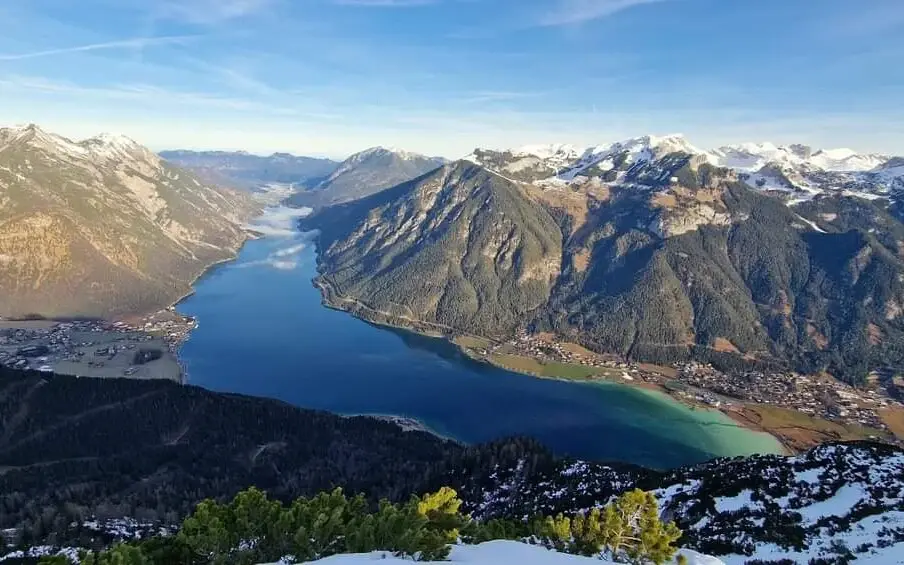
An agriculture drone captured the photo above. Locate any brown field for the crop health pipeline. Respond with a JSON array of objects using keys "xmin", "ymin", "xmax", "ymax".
[
  {"xmin": 879, "ymin": 407, "xmax": 904, "ymax": 440},
  {"xmin": 728, "ymin": 404, "xmax": 891, "ymax": 453},
  {"xmin": 636, "ymin": 362, "xmax": 679, "ymax": 379},
  {"xmin": 713, "ymin": 337, "xmax": 740, "ymax": 353},
  {"xmin": 559, "ymin": 341, "xmax": 600, "ymax": 358},
  {"xmin": 452, "ymin": 335, "xmax": 493, "ymax": 349},
  {"xmin": 486, "ymin": 353, "xmax": 616, "ymax": 381},
  {"xmin": 488, "ymin": 353, "xmax": 546, "ymax": 375}
]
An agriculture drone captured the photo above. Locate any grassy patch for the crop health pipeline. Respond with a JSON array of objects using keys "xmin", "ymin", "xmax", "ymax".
[
  {"xmin": 488, "ymin": 353, "xmax": 546, "ymax": 375},
  {"xmin": 453, "ymin": 335, "xmax": 492, "ymax": 349},
  {"xmin": 487, "ymin": 353, "xmax": 614, "ymax": 381},
  {"xmin": 737, "ymin": 404, "xmax": 891, "ymax": 452},
  {"xmin": 636, "ymin": 363, "xmax": 679, "ymax": 379}
]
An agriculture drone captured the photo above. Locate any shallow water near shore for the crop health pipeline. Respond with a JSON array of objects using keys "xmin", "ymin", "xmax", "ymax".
[{"xmin": 177, "ymin": 212, "xmax": 783, "ymax": 468}]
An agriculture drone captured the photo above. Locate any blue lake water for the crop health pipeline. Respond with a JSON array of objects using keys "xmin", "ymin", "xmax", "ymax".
[{"xmin": 177, "ymin": 212, "xmax": 783, "ymax": 469}]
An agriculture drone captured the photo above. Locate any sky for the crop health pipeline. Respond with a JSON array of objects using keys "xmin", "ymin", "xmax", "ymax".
[{"xmin": 1, "ymin": 0, "xmax": 903, "ymax": 158}]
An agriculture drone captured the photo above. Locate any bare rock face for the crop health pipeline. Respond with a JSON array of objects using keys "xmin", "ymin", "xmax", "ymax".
[{"xmin": 0, "ymin": 124, "xmax": 258, "ymax": 318}]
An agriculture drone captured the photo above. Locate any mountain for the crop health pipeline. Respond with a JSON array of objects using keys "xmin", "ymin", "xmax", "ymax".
[
  {"xmin": 0, "ymin": 124, "xmax": 258, "ymax": 319},
  {"xmin": 497, "ymin": 135, "xmax": 904, "ymax": 203},
  {"xmin": 287, "ymin": 146, "xmax": 446, "ymax": 209},
  {"xmin": 306, "ymin": 161, "xmax": 562, "ymax": 336},
  {"xmin": 304, "ymin": 135, "xmax": 904, "ymax": 382},
  {"xmin": 2, "ymin": 367, "xmax": 901, "ymax": 563},
  {"xmin": 158, "ymin": 150, "xmax": 339, "ymax": 191}
]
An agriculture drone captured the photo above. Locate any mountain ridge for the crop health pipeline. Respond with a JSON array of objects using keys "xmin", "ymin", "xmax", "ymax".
[
  {"xmin": 0, "ymin": 124, "xmax": 258, "ymax": 319},
  {"xmin": 469, "ymin": 134, "xmax": 902, "ymax": 202},
  {"xmin": 159, "ymin": 149, "xmax": 339, "ymax": 191},
  {"xmin": 287, "ymin": 146, "xmax": 446, "ymax": 209},
  {"xmin": 2, "ymin": 367, "xmax": 901, "ymax": 563},
  {"xmin": 303, "ymin": 143, "xmax": 904, "ymax": 383}
]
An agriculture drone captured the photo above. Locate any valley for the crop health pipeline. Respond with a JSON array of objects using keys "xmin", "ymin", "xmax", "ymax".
[
  {"xmin": 6, "ymin": 1, "xmax": 904, "ymax": 561},
  {"xmin": 174, "ymin": 220, "xmax": 784, "ymax": 467},
  {"xmin": 299, "ymin": 135, "xmax": 904, "ymax": 456}
]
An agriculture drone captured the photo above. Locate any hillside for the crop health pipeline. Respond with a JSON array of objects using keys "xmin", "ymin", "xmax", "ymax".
[
  {"xmin": 304, "ymin": 137, "xmax": 904, "ymax": 382},
  {"xmin": 0, "ymin": 125, "xmax": 258, "ymax": 319},
  {"xmin": 288, "ymin": 147, "xmax": 445, "ymax": 209},
  {"xmin": 1, "ymin": 366, "xmax": 901, "ymax": 563},
  {"xmin": 159, "ymin": 150, "xmax": 338, "ymax": 191},
  {"xmin": 0, "ymin": 366, "xmax": 463, "ymax": 544},
  {"xmin": 305, "ymin": 161, "xmax": 562, "ymax": 336}
]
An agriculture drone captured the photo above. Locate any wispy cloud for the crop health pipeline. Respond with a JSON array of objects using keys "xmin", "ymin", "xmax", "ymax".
[
  {"xmin": 0, "ymin": 36, "xmax": 193, "ymax": 61},
  {"xmin": 155, "ymin": 0, "xmax": 275, "ymax": 25},
  {"xmin": 0, "ymin": 75, "xmax": 273, "ymax": 112},
  {"xmin": 537, "ymin": 0, "xmax": 666, "ymax": 26}
]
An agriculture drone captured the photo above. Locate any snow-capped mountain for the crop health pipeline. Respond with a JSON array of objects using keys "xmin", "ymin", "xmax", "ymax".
[
  {"xmin": 473, "ymin": 134, "xmax": 904, "ymax": 202},
  {"xmin": 0, "ymin": 123, "xmax": 258, "ymax": 318},
  {"xmin": 708, "ymin": 142, "xmax": 888, "ymax": 173},
  {"xmin": 499, "ymin": 134, "xmax": 704, "ymax": 183},
  {"xmin": 287, "ymin": 146, "xmax": 445, "ymax": 208}
]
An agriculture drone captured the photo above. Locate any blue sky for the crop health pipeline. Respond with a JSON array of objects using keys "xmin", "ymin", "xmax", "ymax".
[{"xmin": 1, "ymin": 0, "xmax": 903, "ymax": 158}]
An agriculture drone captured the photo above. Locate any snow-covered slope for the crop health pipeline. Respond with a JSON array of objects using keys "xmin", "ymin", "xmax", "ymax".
[
  {"xmin": 447, "ymin": 442, "xmax": 904, "ymax": 564},
  {"xmin": 263, "ymin": 540, "xmax": 722, "ymax": 564},
  {"xmin": 472, "ymin": 135, "xmax": 904, "ymax": 202},
  {"xmin": 287, "ymin": 146, "xmax": 445, "ymax": 208}
]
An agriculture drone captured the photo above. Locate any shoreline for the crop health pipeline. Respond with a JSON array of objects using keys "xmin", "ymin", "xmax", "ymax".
[
  {"xmin": 457, "ymin": 340, "xmax": 795, "ymax": 455},
  {"xmin": 344, "ymin": 413, "xmax": 463, "ymax": 444},
  {"xmin": 311, "ymin": 273, "xmax": 904, "ymax": 457},
  {"xmin": 311, "ymin": 274, "xmax": 791, "ymax": 451}
]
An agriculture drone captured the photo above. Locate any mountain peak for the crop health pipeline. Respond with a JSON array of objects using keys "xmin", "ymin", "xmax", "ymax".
[
  {"xmin": 1, "ymin": 123, "xmax": 91, "ymax": 158},
  {"xmin": 350, "ymin": 146, "xmax": 426, "ymax": 162},
  {"xmin": 79, "ymin": 131, "xmax": 158, "ymax": 164},
  {"xmin": 84, "ymin": 132, "xmax": 141, "ymax": 147},
  {"xmin": 513, "ymin": 143, "xmax": 579, "ymax": 159}
]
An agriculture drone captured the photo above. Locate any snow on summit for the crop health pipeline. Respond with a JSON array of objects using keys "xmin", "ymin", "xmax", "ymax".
[{"xmin": 471, "ymin": 133, "xmax": 904, "ymax": 199}]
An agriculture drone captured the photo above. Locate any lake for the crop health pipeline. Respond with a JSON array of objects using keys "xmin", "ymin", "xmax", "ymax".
[{"xmin": 177, "ymin": 207, "xmax": 784, "ymax": 469}]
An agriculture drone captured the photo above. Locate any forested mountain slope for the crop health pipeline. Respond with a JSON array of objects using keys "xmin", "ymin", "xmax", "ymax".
[
  {"xmin": 304, "ymin": 142, "xmax": 904, "ymax": 382},
  {"xmin": 0, "ymin": 125, "xmax": 258, "ymax": 318},
  {"xmin": 1, "ymin": 367, "xmax": 901, "ymax": 563},
  {"xmin": 305, "ymin": 161, "xmax": 562, "ymax": 336}
]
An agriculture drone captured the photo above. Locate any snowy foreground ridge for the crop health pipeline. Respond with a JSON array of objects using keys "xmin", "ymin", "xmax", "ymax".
[{"xmin": 262, "ymin": 540, "xmax": 723, "ymax": 564}]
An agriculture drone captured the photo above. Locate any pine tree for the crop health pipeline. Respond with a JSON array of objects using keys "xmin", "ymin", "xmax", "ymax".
[{"xmin": 80, "ymin": 544, "xmax": 151, "ymax": 565}]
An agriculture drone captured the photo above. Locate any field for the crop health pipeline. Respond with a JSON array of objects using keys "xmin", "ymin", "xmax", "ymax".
[
  {"xmin": 728, "ymin": 404, "xmax": 893, "ymax": 452},
  {"xmin": 485, "ymin": 353, "xmax": 620, "ymax": 381},
  {"xmin": 452, "ymin": 336, "xmax": 493, "ymax": 349},
  {"xmin": 879, "ymin": 407, "xmax": 904, "ymax": 440}
]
